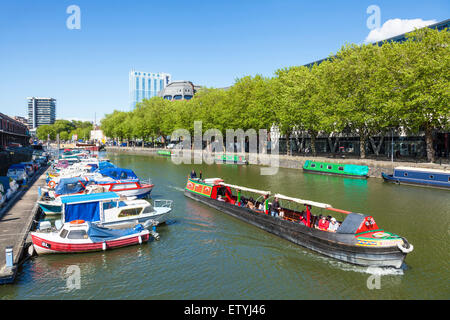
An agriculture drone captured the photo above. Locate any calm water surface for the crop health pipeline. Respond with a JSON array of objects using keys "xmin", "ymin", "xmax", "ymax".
[{"xmin": 1, "ymin": 152, "xmax": 449, "ymax": 299}]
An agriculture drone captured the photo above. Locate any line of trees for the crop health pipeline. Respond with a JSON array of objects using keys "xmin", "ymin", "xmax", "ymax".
[
  {"xmin": 101, "ymin": 28, "xmax": 449, "ymax": 162},
  {"xmin": 36, "ymin": 120, "xmax": 93, "ymax": 142}
]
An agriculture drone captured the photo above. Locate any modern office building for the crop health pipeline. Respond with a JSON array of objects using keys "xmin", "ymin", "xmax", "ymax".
[
  {"xmin": 304, "ymin": 18, "xmax": 449, "ymax": 68},
  {"xmin": 129, "ymin": 70, "xmax": 172, "ymax": 109},
  {"xmin": 158, "ymin": 80, "xmax": 197, "ymax": 101},
  {"xmin": 27, "ymin": 97, "xmax": 56, "ymax": 129}
]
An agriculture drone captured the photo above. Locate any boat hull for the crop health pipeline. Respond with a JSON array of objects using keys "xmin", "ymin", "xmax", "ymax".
[
  {"xmin": 185, "ymin": 191, "xmax": 406, "ymax": 268},
  {"xmin": 31, "ymin": 233, "xmax": 150, "ymax": 255},
  {"xmin": 100, "ymin": 210, "xmax": 170, "ymax": 229},
  {"xmin": 303, "ymin": 168, "xmax": 368, "ymax": 179},
  {"xmin": 382, "ymin": 172, "xmax": 450, "ymax": 189},
  {"xmin": 38, "ymin": 202, "xmax": 62, "ymax": 215}
]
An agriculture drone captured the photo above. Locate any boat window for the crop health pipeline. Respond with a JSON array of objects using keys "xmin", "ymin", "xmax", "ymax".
[
  {"xmin": 338, "ymin": 166, "xmax": 344, "ymax": 171},
  {"xmin": 67, "ymin": 230, "xmax": 88, "ymax": 239},
  {"xmin": 59, "ymin": 229, "xmax": 68, "ymax": 238},
  {"xmin": 141, "ymin": 206, "xmax": 154, "ymax": 214},
  {"xmin": 118, "ymin": 208, "xmax": 141, "ymax": 217},
  {"xmin": 311, "ymin": 164, "xmax": 316, "ymax": 168},
  {"xmin": 429, "ymin": 175, "xmax": 434, "ymax": 179},
  {"xmin": 327, "ymin": 165, "xmax": 332, "ymax": 170},
  {"xmin": 404, "ymin": 172, "xmax": 408, "ymax": 177},
  {"xmin": 320, "ymin": 165, "xmax": 323, "ymax": 168},
  {"xmin": 103, "ymin": 201, "xmax": 117, "ymax": 210}
]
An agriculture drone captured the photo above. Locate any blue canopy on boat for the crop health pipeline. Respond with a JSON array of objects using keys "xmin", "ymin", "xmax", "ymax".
[
  {"xmin": 62, "ymin": 192, "xmax": 120, "ymax": 223},
  {"xmin": 0, "ymin": 176, "xmax": 10, "ymax": 191},
  {"xmin": 61, "ymin": 192, "xmax": 120, "ymax": 204},
  {"xmin": 8, "ymin": 164, "xmax": 26, "ymax": 170},
  {"xmin": 87, "ymin": 222, "xmax": 145, "ymax": 243},
  {"xmin": 55, "ymin": 177, "xmax": 93, "ymax": 195},
  {"xmin": 98, "ymin": 168, "xmax": 139, "ymax": 180},
  {"xmin": 97, "ymin": 161, "xmax": 116, "ymax": 171}
]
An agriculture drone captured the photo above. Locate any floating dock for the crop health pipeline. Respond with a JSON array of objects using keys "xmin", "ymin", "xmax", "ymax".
[{"xmin": 0, "ymin": 167, "xmax": 47, "ymax": 284}]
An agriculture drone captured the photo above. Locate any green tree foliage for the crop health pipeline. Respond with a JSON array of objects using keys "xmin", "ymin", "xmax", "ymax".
[{"xmin": 99, "ymin": 28, "xmax": 448, "ymax": 162}]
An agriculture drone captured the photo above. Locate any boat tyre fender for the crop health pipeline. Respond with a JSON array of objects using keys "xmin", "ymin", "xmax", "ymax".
[
  {"xmin": 48, "ymin": 181, "xmax": 56, "ymax": 188},
  {"xmin": 397, "ymin": 237, "xmax": 414, "ymax": 253},
  {"xmin": 70, "ymin": 220, "xmax": 85, "ymax": 224}
]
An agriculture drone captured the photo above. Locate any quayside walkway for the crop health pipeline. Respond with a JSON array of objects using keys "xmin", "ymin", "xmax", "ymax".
[{"xmin": 0, "ymin": 167, "xmax": 47, "ymax": 284}]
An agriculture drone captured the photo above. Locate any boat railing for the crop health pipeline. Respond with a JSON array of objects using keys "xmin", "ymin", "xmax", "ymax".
[
  {"xmin": 140, "ymin": 178, "xmax": 153, "ymax": 186},
  {"xmin": 154, "ymin": 199, "xmax": 173, "ymax": 209}
]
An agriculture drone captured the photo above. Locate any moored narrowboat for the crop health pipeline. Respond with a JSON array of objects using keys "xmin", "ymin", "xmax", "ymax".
[
  {"xmin": 382, "ymin": 166, "xmax": 450, "ymax": 189},
  {"xmin": 303, "ymin": 160, "xmax": 369, "ymax": 178},
  {"xmin": 184, "ymin": 177, "xmax": 413, "ymax": 268},
  {"xmin": 215, "ymin": 154, "xmax": 248, "ymax": 165},
  {"xmin": 157, "ymin": 150, "xmax": 172, "ymax": 156}
]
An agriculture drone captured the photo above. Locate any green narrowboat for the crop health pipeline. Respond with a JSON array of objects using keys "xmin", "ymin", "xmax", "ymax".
[
  {"xmin": 157, "ymin": 150, "xmax": 172, "ymax": 156},
  {"xmin": 303, "ymin": 160, "xmax": 369, "ymax": 179},
  {"xmin": 215, "ymin": 154, "xmax": 248, "ymax": 165}
]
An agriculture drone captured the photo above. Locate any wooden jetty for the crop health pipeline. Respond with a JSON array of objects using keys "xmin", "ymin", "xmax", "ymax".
[{"xmin": 0, "ymin": 167, "xmax": 47, "ymax": 284}]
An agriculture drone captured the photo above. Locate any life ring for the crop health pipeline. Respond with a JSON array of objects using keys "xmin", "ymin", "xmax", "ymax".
[
  {"xmin": 48, "ymin": 181, "xmax": 56, "ymax": 188},
  {"xmin": 70, "ymin": 220, "xmax": 85, "ymax": 224}
]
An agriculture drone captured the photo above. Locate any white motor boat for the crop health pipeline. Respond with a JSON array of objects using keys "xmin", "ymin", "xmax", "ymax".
[{"xmin": 57, "ymin": 191, "xmax": 172, "ymax": 229}]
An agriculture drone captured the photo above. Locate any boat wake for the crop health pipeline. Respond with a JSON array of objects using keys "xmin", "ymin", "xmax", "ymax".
[
  {"xmin": 167, "ymin": 185, "xmax": 185, "ymax": 192},
  {"xmin": 328, "ymin": 259, "xmax": 405, "ymax": 276}
]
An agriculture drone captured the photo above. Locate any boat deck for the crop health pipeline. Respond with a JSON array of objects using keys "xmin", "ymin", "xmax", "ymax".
[{"xmin": 0, "ymin": 166, "xmax": 48, "ymax": 284}]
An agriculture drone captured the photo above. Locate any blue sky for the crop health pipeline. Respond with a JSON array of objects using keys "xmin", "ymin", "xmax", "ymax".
[{"xmin": 0, "ymin": 0, "xmax": 448, "ymax": 122}]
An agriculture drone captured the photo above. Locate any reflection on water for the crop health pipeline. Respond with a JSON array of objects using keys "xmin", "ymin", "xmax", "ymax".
[{"xmin": 1, "ymin": 152, "xmax": 448, "ymax": 300}]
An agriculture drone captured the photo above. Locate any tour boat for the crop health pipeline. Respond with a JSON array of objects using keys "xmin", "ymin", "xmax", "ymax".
[
  {"xmin": 382, "ymin": 166, "xmax": 450, "ymax": 189},
  {"xmin": 303, "ymin": 160, "xmax": 369, "ymax": 178},
  {"xmin": 57, "ymin": 192, "xmax": 172, "ymax": 229},
  {"xmin": 30, "ymin": 220, "xmax": 152, "ymax": 255},
  {"xmin": 184, "ymin": 178, "xmax": 413, "ymax": 268}
]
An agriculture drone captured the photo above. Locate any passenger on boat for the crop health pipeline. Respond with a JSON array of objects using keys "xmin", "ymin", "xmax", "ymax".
[
  {"xmin": 257, "ymin": 202, "xmax": 264, "ymax": 211},
  {"xmin": 328, "ymin": 217, "xmax": 339, "ymax": 232},
  {"xmin": 199, "ymin": 170, "xmax": 203, "ymax": 180},
  {"xmin": 246, "ymin": 200, "xmax": 256, "ymax": 210},
  {"xmin": 298, "ymin": 212, "xmax": 307, "ymax": 225},
  {"xmin": 190, "ymin": 169, "xmax": 197, "ymax": 179},
  {"xmin": 217, "ymin": 195, "xmax": 225, "ymax": 202},
  {"xmin": 317, "ymin": 216, "xmax": 330, "ymax": 231},
  {"xmin": 270, "ymin": 197, "xmax": 280, "ymax": 217}
]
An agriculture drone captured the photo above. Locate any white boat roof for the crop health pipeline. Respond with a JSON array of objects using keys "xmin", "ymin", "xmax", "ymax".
[
  {"xmin": 218, "ymin": 182, "xmax": 271, "ymax": 196},
  {"xmin": 274, "ymin": 194, "xmax": 332, "ymax": 209},
  {"xmin": 395, "ymin": 166, "xmax": 450, "ymax": 174}
]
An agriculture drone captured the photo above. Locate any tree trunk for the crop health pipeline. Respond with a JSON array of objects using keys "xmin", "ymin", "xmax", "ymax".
[
  {"xmin": 425, "ymin": 127, "xmax": 435, "ymax": 162},
  {"xmin": 360, "ymin": 136, "xmax": 367, "ymax": 159},
  {"xmin": 310, "ymin": 133, "xmax": 317, "ymax": 156}
]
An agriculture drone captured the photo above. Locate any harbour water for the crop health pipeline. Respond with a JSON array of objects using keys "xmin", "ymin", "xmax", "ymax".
[{"xmin": 1, "ymin": 152, "xmax": 449, "ymax": 299}]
